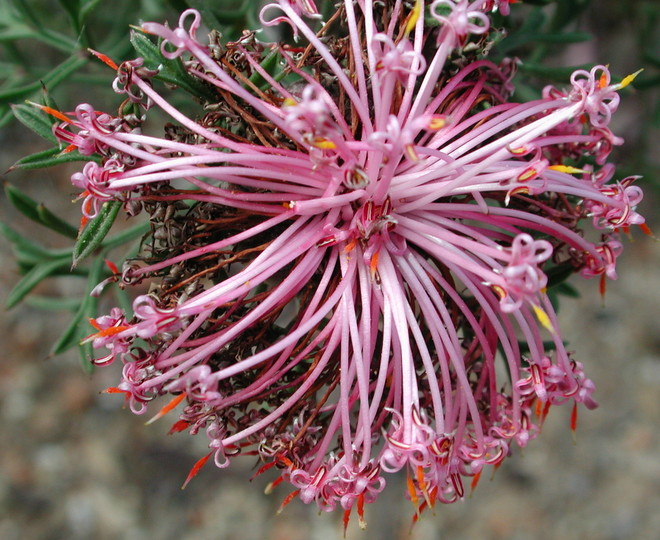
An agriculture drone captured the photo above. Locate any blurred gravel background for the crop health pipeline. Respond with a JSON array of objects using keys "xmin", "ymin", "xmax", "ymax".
[{"xmin": 1, "ymin": 2, "xmax": 658, "ymax": 539}]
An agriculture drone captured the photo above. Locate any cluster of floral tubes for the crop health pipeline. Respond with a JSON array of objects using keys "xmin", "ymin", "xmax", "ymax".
[{"xmin": 50, "ymin": 0, "xmax": 645, "ymax": 526}]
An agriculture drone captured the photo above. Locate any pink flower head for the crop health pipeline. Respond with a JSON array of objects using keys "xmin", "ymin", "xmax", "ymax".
[
  {"xmin": 585, "ymin": 176, "xmax": 645, "ymax": 230},
  {"xmin": 371, "ymin": 33, "xmax": 427, "ymax": 83},
  {"xmin": 53, "ymin": 103, "xmax": 123, "ymax": 156},
  {"xmin": 430, "ymin": 0, "xmax": 490, "ymax": 45},
  {"xmin": 497, "ymin": 234, "xmax": 552, "ymax": 312},
  {"xmin": 581, "ymin": 235, "xmax": 624, "ymax": 281},
  {"xmin": 70, "ymin": 1, "xmax": 644, "ymax": 523},
  {"xmin": 71, "ymin": 160, "xmax": 125, "ymax": 219}
]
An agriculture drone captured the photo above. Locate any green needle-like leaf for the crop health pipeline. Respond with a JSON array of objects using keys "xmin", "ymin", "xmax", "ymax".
[
  {"xmin": 4, "ymin": 182, "xmax": 78, "ymax": 238},
  {"xmin": 51, "ymin": 255, "xmax": 104, "ymax": 362},
  {"xmin": 11, "ymin": 103, "xmax": 59, "ymax": 142},
  {"xmin": 72, "ymin": 201, "xmax": 121, "ymax": 267},
  {"xmin": 36, "ymin": 204, "xmax": 79, "ymax": 239},
  {"xmin": 10, "ymin": 146, "xmax": 100, "ymax": 170},
  {"xmin": 5, "ymin": 256, "xmax": 72, "ymax": 309},
  {"xmin": 129, "ymin": 31, "xmax": 218, "ymax": 102}
]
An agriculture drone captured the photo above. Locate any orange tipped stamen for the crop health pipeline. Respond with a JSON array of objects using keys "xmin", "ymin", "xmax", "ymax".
[
  {"xmin": 470, "ymin": 469, "xmax": 482, "ymax": 495},
  {"xmin": 82, "ymin": 197, "xmax": 94, "ymax": 217},
  {"xmin": 410, "ymin": 499, "xmax": 429, "ymax": 528},
  {"xmin": 88, "ymin": 49, "xmax": 119, "ymax": 70},
  {"xmin": 88, "ymin": 317, "xmax": 102, "ymax": 331},
  {"xmin": 344, "ymin": 238, "xmax": 357, "ymax": 253},
  {"xmin": 541, "ymin": 401, "xmax": 552, "ymax": 424},
  {"xmin": 168, "ymin": 419, "xmax": 190, "ymax": 435},
  {"xmin": 406, "ymin": 469, "xmax": 419, "ymax": 509},
  {"xmin": 102, "ymin": 386, "xmax": 129, "ymax": 395},
  {"xmin": 182, "ymin": 451, "xmax": 213, "ymax": 489},
  {"xmin": 104, "ymin": 259, "xmax": 120, "ymax": 274},
  {"xmin": 535, "ymin": 398, "xmax": 544, "ymax": 418},
  {"xmin": 570, "ymin": 401, "xmax": 578, "ymax": 432},
  {"xmin": 276, "ymin": 455, "xmax": 294, "ymax": 469},
  {"xmin": 357, "ymin": 493, "xmax": 367, "ymax": 530},
  {"xmin": 28, "ymin": 102, "xmax": 72, "ymax": 123},
  {"xmin": 95, "ymin": 325, "xmax": 131, "ymax": 338},
  {"xmin": 45, "ymin": 107, "xmax": 72, "ymax": 121},
  {"xmin": 276, "ymin": 489, "xmax": 300, "ymax": 515},
  {"xmin": 264, "ymin": 475, "xmax": 285, "ymax": 494},
  {"xmin": 145, "ymin": 392, "xmax": 187, "ymax": 425},
  {"xmin": 599, "ymin": 273, "xmax": 607, "ymax": 299},
  {"xmin": 416, "ymin": 465, "xmax": 431, "ymax": 507},
  {"xmin": 415, "ymin": 465, "xmax": 426, "ymax": 490},
  {"xmin": 370, "ymin": 251, "xmax": 380, "ymax": 279},
  {"xmin": 491, "ymin": 461, "xmax": 502, "ymax": 480},
  {"xmin": 342, "ymin": 508, "xmax": 351, "ymax": 537},
  {"xmin": 251, "ymin": 460, "xmax": 278, "ymax": 481},
  {"xmin": 81, "ymin": 324, "xmax": 131, "ymax": 344},
  {"xmin": 639, "ymin": 223, "xmax": 653, "ymax": 236}
]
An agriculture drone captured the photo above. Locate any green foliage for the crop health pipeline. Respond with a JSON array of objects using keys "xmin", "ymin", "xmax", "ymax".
[
  {"xmin": 0, "ymin": 0, "xmax": 257, "ymax": 127},
  {"xmin": 0, "ymin": 0, "xmax": 256, "ymax": 367}
]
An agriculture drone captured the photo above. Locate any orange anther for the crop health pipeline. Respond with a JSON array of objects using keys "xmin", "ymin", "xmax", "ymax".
[
  {"xmin": 470, "ymin": 469, "xmax": 482, "ymax": 495},
  {"xmin": 570, "ymin": 401, "xmax": 578, "ymax": 432},
  {"xmin": 88, "ymin": 49, "xmax": 119, "ymax": 70},
  {"xmin": 599, "ymin": 273, "xmax": 607, "ymax": 300},
  {"xmin": 276, "ymin": 489, "xmax": 300, "ymax": 514},
  {"xmin": 145, "ymin": 392, "xmax": 187, "ymax": 425},
  {"xmin": 168, "ymin": 419, "xmax": 191, "ymax": 435},
  {"xmin": 182, "ymin": 451, "xmax": 213, "ymax": 489},
  {"xmin": 370, "ymin": 251, "xmax": 380, "ymax": 279},
  {"xmin": 357, "ymin": 493, "xmax": 367, "ymax": 529},
  {"xmin": 88, "ymin": 317, "xmax": 102, "ymax": 331},
  {"xmin": 342, "ymin": 508, "xmax": 351, "ymax": 537},
  {"xmin": 406, "ymin": 469, "xmax": 419, "ymax": 508},
  {"xmin": 102, "ymin": 386, "xmax": 129, "ymax": 395},
  {"xmin": 28, "ymin": 102, "xmax": 71, "ymax": 123},
  {"xmin": 639, "ymin": 223, "xmax": 653, "ymax": 236},
  {"xmin": 264, "ymin": 475, "xmax": 285, "ymax": 494},
  {"xmin": 104, "ymin": 259, "xmax": 120, "ymax": 274},
  {"xmin": 95, "ymin": 325, "xmax": 131, "ymax": 339}
]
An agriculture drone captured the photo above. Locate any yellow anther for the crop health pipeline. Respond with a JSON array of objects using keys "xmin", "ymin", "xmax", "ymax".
[
  {"xmin": 428, "ymin": 115, "xmax": 447, "ymax": 130},
  {"xmin": 282, "ymin": 97, "xmax": 297, "ymax": 107},
  {"xmin": 517, "ymin": 168, "xmax": 538, "ymax": 182},
  {"xmin": 312, "ymin": 138, "xmax": 337, "ymax": 149},
  {"xmin": 405, "ymin": 0, "xmax": 423, "ymax": 36},
  {"xmin": 547, "ymin": 165, "xmax": 586, "ymax": 174},
  {"xmin": 532, "ymin": 304, "xmax": 555, "ymax": 334},
  {"xmin": 507, "ymin": 144, "xmax": 530, "ymax": 155},
  {"xmin": 505, "ymin": 186, "xmax": 530, "ymax": 206},
  {"xmin": 614, "ymin": 68, "xmax": 643, "ymax": 91},
  {"xmin": 405, "ymin": 143, "xmax": 419, "ymax": 162}
]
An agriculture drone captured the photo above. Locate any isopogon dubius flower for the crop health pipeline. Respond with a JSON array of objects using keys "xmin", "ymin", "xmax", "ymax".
[{"xmin": 52, "ymin": 0, "xmax": 645, "ymax": 527}]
